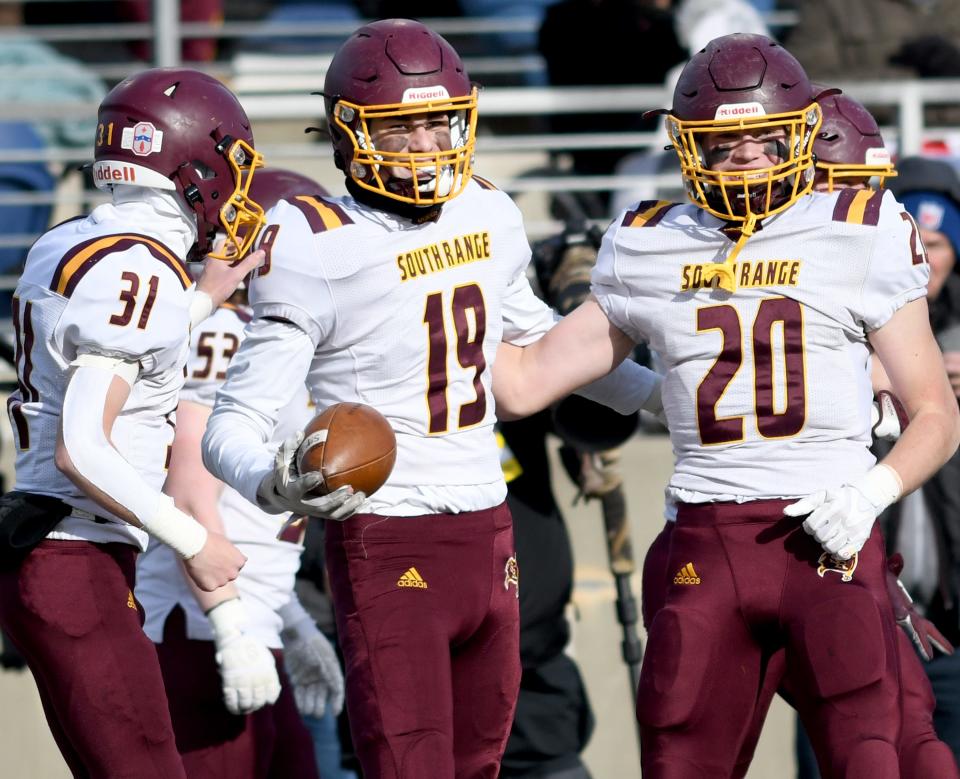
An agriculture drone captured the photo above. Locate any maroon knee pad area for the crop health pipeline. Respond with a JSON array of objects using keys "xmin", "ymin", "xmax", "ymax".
[
  {"xmin": 0, "ymin": 540, "xmax": 185, "ymax": 778},
  {"xmin": 325, "ymin": 505, "xmax": 520, "ymax": 779}
]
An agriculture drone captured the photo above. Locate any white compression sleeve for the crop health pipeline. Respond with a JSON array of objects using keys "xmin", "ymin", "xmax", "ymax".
[
  {"xmin": 61, "ymin": 365, "xmax": 207, "ymax": 557},
  {"xmin": 574, "ymin": 359, "xmax": 663, "ymax": 415},
  {"xmin": 61, "ymin": 364, "xmax": 163, "ymax": 522},
  {"xmin": 202, "ymin": 317, "xmax": 317, "ymax": 505}
]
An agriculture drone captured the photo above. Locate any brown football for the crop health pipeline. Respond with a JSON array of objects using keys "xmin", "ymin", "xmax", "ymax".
[{"xmin": 295, "ymin": 402, "xmax": 397, "ymax": 497}]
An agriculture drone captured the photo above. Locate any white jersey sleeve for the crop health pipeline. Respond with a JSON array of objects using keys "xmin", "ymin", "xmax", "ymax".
[
  {"xmin": 854, "ymin": 191, "xmax": 930, "ymax": 332},
  {"xmin": 248, "ymin": 200, "xmax": 337, "ymax": 346},
  {"xmin": 592, "ymin": 214, "xmax": 644, "ymax": 343},
  {"xmin": 501, "ymin": 267, "xmax": 559, "ymax": 346},
  {"xmin": 202, "ymin": 316, "xmax": 316, "ymax": 505},
  {"xmin": 53, "ymin": 241, "xmax": 192, "ymax": 371}
]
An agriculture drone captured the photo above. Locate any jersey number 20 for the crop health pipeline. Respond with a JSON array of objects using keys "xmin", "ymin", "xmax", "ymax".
[{"xmin": 697, "ymin": 297, "xmax": 806, "ymax": 445}]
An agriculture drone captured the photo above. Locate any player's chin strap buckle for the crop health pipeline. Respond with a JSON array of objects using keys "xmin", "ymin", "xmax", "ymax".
[{"xmin": 817, "ymin": 552, "xmax": 858, "ymax": 582}]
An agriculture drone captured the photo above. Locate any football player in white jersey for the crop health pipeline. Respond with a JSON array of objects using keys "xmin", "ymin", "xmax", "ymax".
[
  {"xmin": 136, "ymin": 169, "xmax": 346, "ymax": 779},
  {"xmin": 492, "ymin": 34, "xmax": 960, "ymax": 777},
  {"xmin": 201, "ymin": 19, "xmax": 662, "ymax": 779},
  {"xmin": 0, "ymin": 69, "xmax": 264, "ymax": 777},
  {"xmin": 634, "ymin": 90, "xmax": 958, "ymax": 778}
]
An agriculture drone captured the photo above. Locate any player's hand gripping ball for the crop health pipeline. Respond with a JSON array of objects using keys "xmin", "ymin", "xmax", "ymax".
[{"xmin": 295, "ymin": 402, "xmax": 397, "ymax": 497}]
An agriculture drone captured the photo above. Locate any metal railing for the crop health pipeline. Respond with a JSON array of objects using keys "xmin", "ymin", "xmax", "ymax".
[{"xmin": 0, "ymin": 1, "xmax": 953, "ymax": 300}]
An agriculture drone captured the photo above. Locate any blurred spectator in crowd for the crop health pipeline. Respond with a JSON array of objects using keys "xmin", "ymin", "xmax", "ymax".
[
  {"xmin": 357, "ymin": 0, "xmax": 464, "ymax": 15},
  {"xmin": 538, "ymin": 0, "xmax": 686, "ymax": 217},
  {"xmin": 880, "ymin": 155, "xmax": 960, "ymax": 763},
  {"xmin": 0, "ymin": 122, "xmax": 54, "ymax": 279},
  {"xmin": 20, "ymin": 1, "xmax": 131, "ymax": 63},
  {"xmin": 0, "ymin": 2, "xmax": 105, "ymax": 149},
  {"xmin": 608, "ymin": 0, "xmax": 769, "ymax": 216},
  {"xmin": 673, "ymin": 0, "xmax": 768, "ymax": 55},
  {"xmin": 237, "ymin": 0, "xmax": 360, "ymax": 56},
  {"xmin": 787, "ymin": 0, "xmax": 960, "ymax": 81},
  {"xmin": 0, "ymin": 3, "xmax": 103, "ymax": 282},
  {"xmin": 459, "ymin": 0, "xmax": 553, "ymax": 84},
  {"xmin": 119, "ymin": 0, "xmax": 224, "ymax": 62}
]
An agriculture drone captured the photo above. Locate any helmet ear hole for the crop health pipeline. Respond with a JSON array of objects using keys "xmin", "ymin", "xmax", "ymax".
[{"xmin": 192, "ymin": 160, "xmax": 216, "ymax": 180}]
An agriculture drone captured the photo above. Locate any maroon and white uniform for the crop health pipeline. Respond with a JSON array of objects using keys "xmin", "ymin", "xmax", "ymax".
[
  {"xmin": 204, "ymin": 179, "xmax": 557, "ymax": 778},
  {"xmin": 594, "ymin": 190, "xmax": 928, "ymax": 777},
  {"xmin": 0, "ymin": 194, "xmax": 197, "ymax": 779},
  {"xmin": 136, "ymin": 303, "xmax": 318, "ymax": 779},
  {"xmin": 137, "ymin": 304, "xmax": 309, "ymax": 650}
]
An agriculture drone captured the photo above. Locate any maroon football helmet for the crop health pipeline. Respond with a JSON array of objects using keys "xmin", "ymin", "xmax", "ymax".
[
  {"xmin": 814, "ymin": 91, "xmax": 896, "ymax": 192},
  {"xmin": 323, "ymin": 19, "xmax": 478, "ymax": 206},
  {"xmin": 93, "ymin": 68, "xmax": 264, "ymax": 259},
  {"xmin": 249, "ymin": 168, "xmax": 329, "ymax": 212},
  {"xmin": 664, "ymin": 34, "xmax": 821, "ymax": 222}
]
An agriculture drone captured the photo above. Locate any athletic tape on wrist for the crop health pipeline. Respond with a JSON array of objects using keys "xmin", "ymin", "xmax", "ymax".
[
  {"xmin": 189, "ymin": 289, "xmax": 214, "ymax": 329},
  {"xmin": 140, "ymin": 494, "xmax": 208, "ymax": 559},
  {"xmin": 861, "ymin": 464, "xmax": 903, "ymax": 511}
]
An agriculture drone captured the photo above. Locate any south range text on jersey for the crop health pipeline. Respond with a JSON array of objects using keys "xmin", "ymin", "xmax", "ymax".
[
  {"xmin": 681, "ymin": 259, "xmax": 802, "ymax": 291},
  {"xmin": 396, "ymin": 231, "xmax": 492, "ymax": 282}
]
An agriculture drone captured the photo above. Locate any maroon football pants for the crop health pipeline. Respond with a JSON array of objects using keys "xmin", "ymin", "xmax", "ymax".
[
  {"xmin": 637, "ymin": 501, "xmax": 902, "ymax": 779},
  {"xmin": 0, "ymin": 539, "xmax": 186, "ymax": 779},
  {"xmin": 154, "ymin": 606, "xmax": 319, "ymax": 779},
  {"xmin": 642, "ymin": 518, "xmax": 959, "ymax": 778},
  {"xmin": 325, "ymin": 503, "xmax": 521, "ymax": 779}
]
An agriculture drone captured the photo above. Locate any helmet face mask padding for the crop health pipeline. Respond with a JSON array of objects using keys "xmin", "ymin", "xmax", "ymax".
[
  {"xmin": 664, "ymin": 34, "xmax": 821, "ymax": 223},
  {"xmin": 93, "ymin": 68, "xmax": 265, "ymax": 260},
  {"xmin": 323, "ymin": 19, "xmax": 479, "ymax": 207}
]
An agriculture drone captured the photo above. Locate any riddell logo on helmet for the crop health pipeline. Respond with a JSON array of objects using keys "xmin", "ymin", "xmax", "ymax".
[
  {"xmin": 714, "ymin": 102, "xmax": 766, "ymax": 120},
  {"xmin": 94, "ymin": 164, "xmax": 136, "ymax": 183},
  {"xmin": 402, "ymin": 86, "xmax": 450, "ymax": 103},
  {"xmin": 865, "ymin": 148, "xmax": 891, "ymax": 165}
]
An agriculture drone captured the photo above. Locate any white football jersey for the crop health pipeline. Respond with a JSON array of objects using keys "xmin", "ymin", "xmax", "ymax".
[
  {"xmin": 137, "ymin": 303, "xmax": 313, "ymax": 646},
  {"xmin": 593, "ymin": 189, "xmax": 929, "ymax": 502},
  {"xmin": 215, "ymin": 177, "xmax": 556, "ymax": 515},
  {"xmin": 10, "ymin": 201, "xmax": 194, "ymax": 547}
]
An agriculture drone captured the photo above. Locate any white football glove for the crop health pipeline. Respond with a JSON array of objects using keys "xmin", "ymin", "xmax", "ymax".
[
  {"xmin": 279, "ymin": 596, "xmax": 345, "ymax": 719},
  {"xmin": 207, "ymin": 598, "xmax": 282, "ymax": 715},
  {"xmin": 783, "ymin": 465, "xmax": 902, "ymax": 560},
  {"xmin": 257, "ymin": 431, "xmax": 366, "ymax": 520}
]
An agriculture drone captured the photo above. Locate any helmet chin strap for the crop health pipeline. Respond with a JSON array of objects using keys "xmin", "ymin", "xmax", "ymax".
[
  {"xmin": 345, "ymin": 177, "xmax": 443, "ymax": 224},
  {"xmin": 700, "ymin": 213, "xmax": 759, "ymax": 293}
]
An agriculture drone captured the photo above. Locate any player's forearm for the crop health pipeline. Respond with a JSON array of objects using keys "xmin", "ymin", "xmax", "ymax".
[
  {"xmin": 494, "ymin": 299, "xmax": 634, "ymax": 418},
  {"xmin": 164, "ymin": 401, "xmax": 225, "ymax": 530},
  {"xmin": 202, "ymin": 409, "xmax": 274, "ymax": 506},
  {"xmin": 181, "ymin": 559, "xmax": 239, "ymax": 612},
  {"xmin": 880, "ymin": 403, "xmax": 960, "ymax": 495},
  {"xmin": 202, "ymin": 317, "xmax": 317, "ymax": 503}
]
